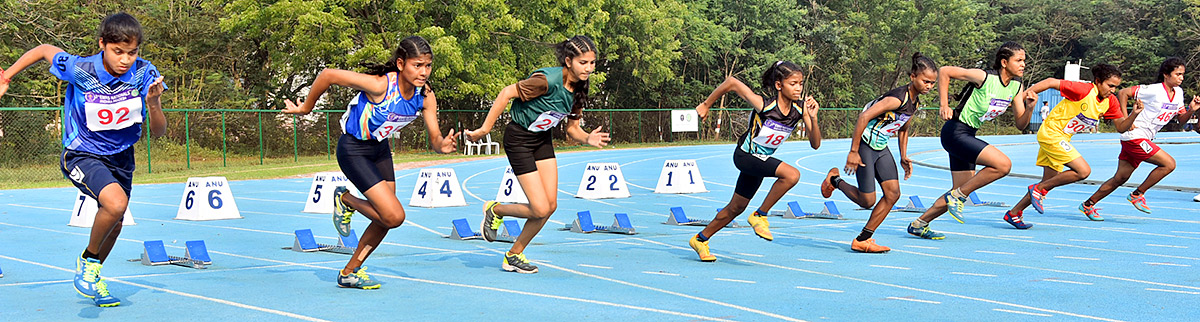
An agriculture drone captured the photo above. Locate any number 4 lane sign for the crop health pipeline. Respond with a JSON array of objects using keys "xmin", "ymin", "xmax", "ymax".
[{"xmin": 409, "ymin": 168, "xmax": 468, "ymax": 208}]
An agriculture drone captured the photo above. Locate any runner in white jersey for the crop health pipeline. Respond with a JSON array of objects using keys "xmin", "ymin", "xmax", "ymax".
[{"xmin": 1080, "ymin": 58, "xmax": 1200, "ymax": 220}]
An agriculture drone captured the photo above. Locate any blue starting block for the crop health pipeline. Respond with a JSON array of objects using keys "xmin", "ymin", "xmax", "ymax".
[
  {"xmin": 563, "ymin": 211, "xmax": 636, "ymax": 234},
  {"xmin": 967, "ymin": 191, "xmax": 1006, "ymax": 207},
  {"xmin": 448, "ymin": 218, "xmax": 519, "ymax": 242},
  {"xmin": 129, "ymin": 240, "xmax": 212, "ymax": 269},
  {"xmin": 773, "ymin": 201, "xmax": 844, "ymax": 219},
  {"xmin": 288, "ymin": 229, "xmax": 358, "ymax": 255},
  {"xmin": 0, "ymin": 264, "xmax": 4, "ymax": 277},
  {"xmin": 665, "ymin": 207, "xmax": 742, "ymax": 227},
  {"xmin": 892, "ymin": 196, "xmax": 929, "ymax": 213}
]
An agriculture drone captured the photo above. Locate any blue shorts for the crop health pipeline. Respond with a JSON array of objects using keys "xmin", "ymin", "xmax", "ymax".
[
  {"xmin": 337, "ymin": 134, "xmax": 395, "ymax": 192},
  {"xmin": 60, "ymin": 148, "xmax": 135, "ymax": 200}
]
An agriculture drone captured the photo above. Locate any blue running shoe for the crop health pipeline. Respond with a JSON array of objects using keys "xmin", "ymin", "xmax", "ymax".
[
  {"xmin": 907, "ymin": 222, "xmax": 945, "ymax": 240},
  {"xmin": 945, "ymin": 191, "xmax": 966, "ymax": 223},
  {"xmin": 333, "ymin": 187, "xmax": 354, "ymax": 237},
  {"xmin": 1005, "ymin": 210, "xmax": 1033, "ymax": 229},
  {"xmin": 1079, "ymin": 203, "xmax": 1103, "ymax": 221},
  {"xmin": 75, "ymin": 256, "xmax": 120, "ymax": 307},
  {"xmin": 337, "ymin": 267, "xmax": 381, "ymax": 289},
  {"xmin": 91, "ymin": 279, "xmax": 121, "ymax": 307},
  {"xmin": 1028, "ymin": 184, "xmax": 1047, "ymax": 214}
]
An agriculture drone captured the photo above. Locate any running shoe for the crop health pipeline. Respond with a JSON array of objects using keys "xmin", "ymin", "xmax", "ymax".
[
  {"xmin": 945, "ymin": 191, "xmax": 967, "ymax": 223},
  {"xmin": 502, "ymin": 253, "xmax": 539, "ymax": 273},
  {"xmin": 850, "ymin": 238, "xmax": 891, "ymax": 253},
  {"xmin": 1127, "ymin": 193, "xmax": 1151, "ymax": 214},
  {"xmin": 1079, "ymin": 203, "xmax": 1104, "ymax": 221},
  {"xmin": 907, "ymin": 222, "xmax": 945, "ymax": 240},
  {"xmin": 332, "ymin": 187, "xmax": 354, "ymax": 237},
  {"xmin": 1004, "ymin": 210, "xmax": 1033, "ymax": 229},
  {"xmin": 75, "ymin": 256, "xmax": 120, "ymax": 307},
  {"xmin": 337, "ymin": 267, "xmax": 381, "ymax": 289},
  {"xmin": 821, "ymin": 168, "xmax": 840, "ymax": 198},
  {"xmin": 481, "ymin": 201, "xmax": 502, "ymax": 242},
  {"xmin": 746, "ymin": 214, "xmax": 774, "ymax": 241},
  {"xmin": 688, "ymin": 235, "xmax": 717, "ymax": 262},
  {"xmin": 1028, "ymin": 184, "xmax": 1047, "ymax": 214}
]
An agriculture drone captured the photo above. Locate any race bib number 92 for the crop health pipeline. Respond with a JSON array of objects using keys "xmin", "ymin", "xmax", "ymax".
[{"xmin": 84, "ymin": 90, "xmax": 143, "ymax": 131}]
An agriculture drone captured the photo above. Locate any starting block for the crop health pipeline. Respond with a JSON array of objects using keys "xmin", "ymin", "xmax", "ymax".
[
  {"xmin": 1, "ymin": 264, "xmax": 4, "ymax": 277},
  {"xmin": 129, "ymin": 240, "xmax": 211, "ymax": 269},
  {"xmin": 447, "ymin": 218, "xmax": 519, "ymax": 243},
  {"xmin": 665, "ymin": 207, "xmax": 742, "ymax": 227},
  {"xmin": 563, "ymin": 211, "xmax": 636, "ymax": 234},
  {"xmin": 771, "ymin": 201, "xmax": 844, "ymax": 219},
  {"xmin": 967, "ymin": 191, "xmax": 1006, "ymax": 207},
  {"xmin": 286, "ymin": 229, "xmax": 358, "ymax": 254},
  {"xmin": 892, "ymin": 196, "xmax": 929, "ymax": 213}
]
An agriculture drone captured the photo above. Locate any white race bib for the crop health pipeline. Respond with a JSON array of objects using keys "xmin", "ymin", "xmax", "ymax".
[
  {"xmin": 1150, "ymin": 104, "xmax": 1180, "ymax": 125},
  {"xmin": 879, "ymin": 114, "xmax": 912, "ymax": 136},
  {"xmin": 84, "ymin": 90, "xmax": 143, "ymax": 131},
  {"xmin": 1139, "ymin": 140, "xmax": 1153, "ymax": 153},
  {"xmin": 1059, "ymin": 140, "xmax": 1073, "ymax": 152},
  {"xmin": 751, "ymin": 119, "xmax": 795, "ymax": 149},
  {"xmin": 370, "ymin": 113, "xmax": 417, "ymax": 141},
  {"xmin": 978, "ymin": 98, "xmax": 1011, "ymax": 122},
  {"xmin": 527, "ymin": 110, "xmax": 568, "ymax": 132},
  {"xmin": 1062, "ymin": 113, "xmax": 1097, "ymax": 134}
]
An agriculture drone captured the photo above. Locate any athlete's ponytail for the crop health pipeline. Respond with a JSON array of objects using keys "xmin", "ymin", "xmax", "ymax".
[
  {"xmin": 1156, "ymin": 57, "xmax": 1185, "ymax": 84},
  {"xmin": 990, "ymin": 41, "xmax": 1024, "ymax": 71},
  {"xmin": 760, "ymin": 61, "xmax": 803, "ymax": 97},
  {"xmin": 911, "ymin": 52, "xmax": 937, "ymax": 75},
  {"xmin": 554, "ymin": 35, "xmax": 598, "ymax": 107},
  {"xmin": 362, "ymin": 36, "xmax": 433, "ymax": 76}
]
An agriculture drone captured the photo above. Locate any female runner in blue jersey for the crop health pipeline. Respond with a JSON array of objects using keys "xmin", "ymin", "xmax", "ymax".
[
  {"xmin": 689, "ymin": 61, "xmax": 822, "ymax": 262},
  {"xmin": 283, "ymin": 36, "xmax": 458, "ymax": 289},
  {"xmin": 0, "ymin": 13, "xmax": 165, "ymax": 307}
]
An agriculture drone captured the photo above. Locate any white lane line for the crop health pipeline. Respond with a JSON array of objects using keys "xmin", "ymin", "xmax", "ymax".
[
  {"xmin": 993, "ymin": 308, "xmax": 1053, "ymax": 317},
  {"xmin": 885, "ymin": 296, "xmax": 941, "ymax": 304},
  {"xmin": 1041, "ymin": 278, "xmax": 1093, "ymax": 285},
  {"xmin": 1146, "ymin": 244, "xmax": 1188, "ymax": 249},
  {"xmin": 1145, "ymin": 288, "xmax": 1200, "ymax": 295},
  {"xmin": 795, "ymin": 286, "xmax": 844, "ymax": 293},
  {"xmin": 1144, "ymin": 262, "xmax": 1191, "ymax": 267},
  {"xmin": 975, "ymin": 250, "xmax": 1016, "ymax": 255},
  {"xmin": 1171, "ymin": 231, "xmax": 1200, "ymax": 235},
  {"xmin": 950, "ymin": 272, "xmax": 997, "ymax": 277},
  {"xmin": 564, "ymin": 237, "xmax": 591, "ymax": 241},
  {"xmin": 642, "ymin": 271, "xmax": 680, "ymax": 277},
  {"xmin": 0, "ymin": 254, "xmax": 331, "ymax": 322},
  {"xmin": 614, "ymin": 241, "xmax": 643, "ymax": 246},
  {"xmin": 798, "ymin": 258, "xmax": 832, "ymax": 263},
  {"xmin": 237, "ymin": 197, "xmax": 305, "ymax": 204},
  {"xmin": 578, "ymin": 264, "xmax": 613, "ymax": 269},
  {"xmin": 997, "ymin": 235, "xmax": 1034, "ymax": 239},
  {"xmin": 1069, "ymin": 239, "xmax": 1108, "ymax": 243},
  {"xmin": 733, "ymin": 252, "xmax": 764, "ymax": 257},
  {"xmin": 869, "ymin": 265, "xmax": 911, "ymax": 270},
  {"xmin": 905, "ymin": 245, "xmax": 939, "ymax": 250},
  {"xmin": 714, "ymin": 278, "xmax": 756, "ymax": 284},
  {"xmin": 1055, "ymin": 256, "xmax": 1101, "ymax": 261},
  {"xmin": 671, "ymin": 228, "xmax": 695, "ymax": 232}
]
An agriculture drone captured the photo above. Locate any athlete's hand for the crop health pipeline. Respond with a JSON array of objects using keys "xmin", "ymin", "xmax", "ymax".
[
  {"xmin": 804, "ymin": 96, "xmax": 820, "ymax": 116},
  {"xmin": 282, "ymin": 99, "xmax": 308, "ymax": 115},
  {"xmin": 1189, "ymin": 95, "xmax": 1200, "ymax": 112},
  {"xmin": 844, "ymin": 152, "xmax": 865, "ymax": 175},
  {"xmin": 1131, "ymin": 99, "xmax": 1145, "ymax": 115},
  {"xmin": 939, "ymin": 105, "xmax": 953, "ymax": 121},
  {"xmin": 146, "ymin": 76, "xmax": 165, "ymax": 99},
  {"xmin": 438, "ymin": 129, "xmax": 459, "ymax": 153},
  {"xmin": 587, "ymin": 126, "xmax": 610, "ymax": 148},
  {"xmin": 464, "ymin": 128, "xmax": 487, "ymax": 142},
  {"xmin": 900, "ymin": 157, "xmax": 913, "ymax": 180},
  {"xmin": 695, "ymin": 101, "xmax": 711, "ymax": 121},
  {"xmin": 0, "ymin": 67, "xmax": 10, "ymax": 99}
]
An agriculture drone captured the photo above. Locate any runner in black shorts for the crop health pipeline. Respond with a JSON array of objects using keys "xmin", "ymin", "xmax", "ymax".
[
  {"xmin": 284, "ymin": 36, "xmax": 458, "ymax": 289},
  {"xmin": 688, "ymin": 60, "xmax": 823, "ymax": 262},
  {"xmin": 466, "ymin": 36, "xmax": 610, "ymax": 274},
  {"xmin": 909, "ymin": 42, "xmax": 1030, "ymax": 235},
  {"xmin": 821, "ymin": 53, "xmax": 938, "ymax": 253}
]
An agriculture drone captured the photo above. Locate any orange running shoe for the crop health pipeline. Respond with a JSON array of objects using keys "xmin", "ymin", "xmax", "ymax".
[
  {"xmin": 821, "ymin": 168, "xmax": 840, "ymax": 198},
  {"xmin": 851, "ymin": 238, "xmax": 891, "ymax": 253}
]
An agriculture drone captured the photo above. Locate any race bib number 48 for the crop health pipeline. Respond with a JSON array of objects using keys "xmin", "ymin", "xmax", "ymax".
[
  {"xmin": 978, "ymin": 98, "xmax": 1011, "ymax": 122},
  {"xmin": 371, "ymin": 113, "xmax": 417, "ymax": 141},
  {"xmin": 1062, "ymin": 113, "xmax": 1097, "ymax": 134},
  {"xmin": 84, "ymin": 90, "xmax": 143, "ymax": 131},
  {"xmin": 528, "ymin": 110, "xmax": 568, "ymax": 132},
  {"xmin": 751, "ymin": 119, "xmax": 795, "ymax": 149}
]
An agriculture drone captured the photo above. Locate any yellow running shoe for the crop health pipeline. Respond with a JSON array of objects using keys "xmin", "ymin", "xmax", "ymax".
[
  {"xmin": 688, "ymin": 235, "xmax": 717, "ymax": 262},
  {"xmin": 746, "ymin": 214, "xmax": 774, "ymax": 241}
]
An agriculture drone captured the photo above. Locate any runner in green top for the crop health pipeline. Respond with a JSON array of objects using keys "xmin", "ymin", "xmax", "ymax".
[
  {"xmin": 905, "ymin": 41, "xmax": 1032, "ymax": 239},
  {"xmin": 465, "ymin": 36, "xmax": 610, "ymax": 274}
]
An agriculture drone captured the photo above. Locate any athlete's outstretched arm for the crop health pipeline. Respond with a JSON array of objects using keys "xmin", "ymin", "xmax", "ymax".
[
  {"xmin": 466, "ymin": 83, "xmax": 519, "ymax": 141},
  {"xmin": 0, "ymin": 44, "xmax": 66, "ymax": 98},
  {"xmin": 145, "ymin": 76, "xmax": 167, "ymax": 137},
  {"xmin": 803, "ymin": 96, "xmax": 821, "ymax": 149},
  {"xmin": 564, "ymin": 117, "xmax": 609, "ymax": 148},
  {"xmin": 1012, "ymin": 85, "xmax": 1032, "ymax": 130},
  {"xmin": 696, "ymin": 76, "xmax": 765, "ymax": 120},
  {"xmin": 1113, "ymin": 98, "xmax": 1143, "ymax": 133},
  {"xmin": 1013, "ymin": 78, "xmax": 1061, "ymax": 129},
  {"xmin": 421, "ymin": 89, "xmax": 457, "ymax": 153},
  {"xmin": 845, "ymin": 97, "xmax": 900, "ymax": 174},
  {"xmin": 898, "ymin": 123, "xmax": 912, "ymax": 180},
  {"xmin": 1180, "ymin": 96, "xmax": 1200, "ymax": 123},
  {"xmin": 282, "ymin": 69, "xmax": 388, "ymax": 115},
  {"xmin": 936, "ymin": 66, "xmax": 987, "ymax": 120}
]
